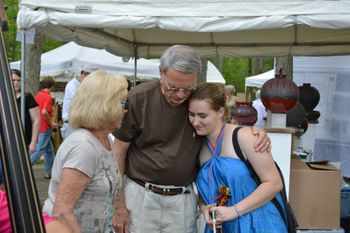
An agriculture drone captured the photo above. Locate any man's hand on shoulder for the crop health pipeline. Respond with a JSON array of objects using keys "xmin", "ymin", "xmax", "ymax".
[{"xmin": 250, "ymin": 126, "xmax": 271, "ymax": 152}]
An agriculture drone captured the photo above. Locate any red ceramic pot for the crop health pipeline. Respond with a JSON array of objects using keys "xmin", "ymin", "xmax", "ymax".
[
  {"xmin": 231, "ymin": 101, "xmax": 257, "ymax": 126},
  {"xmin": 261, "ymin": 71, "xmax": 299, "ymax": 113}
]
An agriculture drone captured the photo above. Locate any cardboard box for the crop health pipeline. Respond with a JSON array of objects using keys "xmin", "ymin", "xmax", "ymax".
[{"xmin": 290, "ymin": 157, "xmax": 341, "ymax": 229}]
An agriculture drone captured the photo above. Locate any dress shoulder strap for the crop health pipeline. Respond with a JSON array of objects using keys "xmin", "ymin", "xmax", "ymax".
[
  {"xmin": 205, "ymin": 124, "xmax": 225, "ymax": 156},
  {"xmin": 232, "ymin": 126, "xmax": 244, "ymax": 160}
]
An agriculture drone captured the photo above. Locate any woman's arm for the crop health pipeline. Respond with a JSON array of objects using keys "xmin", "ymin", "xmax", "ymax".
[
  {"xmin": 113, "ymin": 139, "xmax": 131, "ymax": 233},
  {"xmin": 45, "ymin": 220, "xmax": 72, "ymax": 233},
  {"xmin": 28, "ymin": 106, "xmax": 40, "ymax": 154},
  {"xmin": 52, "ymin": 168, "xmax": 90, "ymax": 233},
  {"xmin": 210, "ymin": 127, "xmax": 282, "ymax": 222}
]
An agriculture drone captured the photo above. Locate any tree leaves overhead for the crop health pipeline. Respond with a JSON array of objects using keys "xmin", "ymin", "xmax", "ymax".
[{"xmin": 3, "ymin": 0, "xmax": 63, "ymax": 62}]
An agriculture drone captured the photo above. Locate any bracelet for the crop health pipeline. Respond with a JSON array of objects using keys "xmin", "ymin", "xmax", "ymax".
[{"xmin": 233, "ymin": 204, "xmax": 243, "ymax": 217}]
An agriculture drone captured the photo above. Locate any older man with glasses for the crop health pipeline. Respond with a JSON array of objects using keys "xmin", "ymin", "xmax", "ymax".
[{"xmin": 112, "ymin": 45, "xmax": 270, "ymax": 233}]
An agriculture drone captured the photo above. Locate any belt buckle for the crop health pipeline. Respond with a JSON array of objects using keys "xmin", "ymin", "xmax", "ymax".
[
  {"xmin": 161, "ymin": 187, "xmax": 170, "ymax": 195},
  {"xmin": 146, "ymin": 183, "xmax": 186, "ymax": 196}
]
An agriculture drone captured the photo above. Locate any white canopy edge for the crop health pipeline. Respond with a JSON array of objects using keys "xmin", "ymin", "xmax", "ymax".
[{"xmin": 16, "ymin": 0, "xmax": 350, "ymax": 58}]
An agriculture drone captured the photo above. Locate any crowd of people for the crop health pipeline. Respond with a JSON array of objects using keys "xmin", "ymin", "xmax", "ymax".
[{"xmin": 0, "ymin": 45, "xmax": 294, "ymax": 233}]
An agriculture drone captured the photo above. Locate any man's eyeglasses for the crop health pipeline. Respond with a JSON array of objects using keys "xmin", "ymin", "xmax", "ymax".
[
  {"xmin": 121, "ymin": 101, "xmax": 128, "ymax": 110},
  {"xmin": 163, "ymin": 75, "xmax": 196, "ymax": 94}
]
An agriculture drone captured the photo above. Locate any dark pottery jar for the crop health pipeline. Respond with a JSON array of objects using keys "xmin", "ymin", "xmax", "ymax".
[
  {"xmin": 305, "ymin": 110, "xmax": 320, "ymax": 122},
  {"xmin": 231, "ymin": 101, "xmax": 257, "ymax": 126},
  {"xmin": 298, "ymin": 83, "xmax": 320, "ymax": 111},
  {"xmin": 295, "ymin": 119, "xmax": 309, "ymax": 138},
  {"xmin": 287, "ymin": 103, "xmax": 306, "ymax": 127},
  {"xmin": 261, "ymin": 71, "xmax": 299, "ymax": 113}
]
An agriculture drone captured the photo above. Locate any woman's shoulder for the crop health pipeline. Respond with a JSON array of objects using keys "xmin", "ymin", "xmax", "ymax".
[
  {"xmin": 225, "ymin": 124, "xmax": 256, "ymax": 143},
  {"xmin": 61, "ymin": 129, "xmax": 96, "ymax": 149},
  {"xmin": 57, "ymin": 130, "xmax": 99, "ymax": 161},
  {"xmin": 24, "ymin": 93, "xmax": 38, "ymax": 108}
]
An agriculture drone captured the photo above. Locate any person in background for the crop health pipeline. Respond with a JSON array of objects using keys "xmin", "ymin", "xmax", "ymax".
[
  {"xmin": 61, "ymin": 64, "xmax": 97, "ymax": 140},
  {"xmin": 113, "ymin": 45, "xmax": 271, "ymax": 233},
  {"xmin": 42, "ymin": 71, "xmax": 127, "ymax": 233},
  {"xmin": 11, "ymin": 69, "xmax": 40, "ymax": 154},
  {"xmin": 0, "ymin": 69, "xmax": 40, "ymax": 184},
  {"xmin": 225, "ymin": 84, "xmax": 237, "ymax": 109},
  {"xmin": 0, "ymin": 189, "xmax": 72, "ymax": 233},
  {"xmin": 189, "ymin": 83, "xmax": 287, "ymax": 233},
  {"xmin": 30, "ymin": 76, "xmax": 56, "ymax": 179},
  {"xmin": 252, "ymin": 90, "xmax": 267, "ymax": 127}
]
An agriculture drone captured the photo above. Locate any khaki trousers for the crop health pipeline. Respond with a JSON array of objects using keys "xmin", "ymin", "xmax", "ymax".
[{"xmin": 124, "ymin": 177, "xmax": 198, "ymax": 233}]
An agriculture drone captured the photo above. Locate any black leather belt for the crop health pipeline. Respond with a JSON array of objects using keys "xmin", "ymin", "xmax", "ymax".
[{"xmin": 131, "ymin": 178, "xmax": 190, "ymax": 196}]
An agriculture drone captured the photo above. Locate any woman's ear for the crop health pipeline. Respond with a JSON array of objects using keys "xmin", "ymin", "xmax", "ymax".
[{"xmin": 218, "ymin": 106, "xmax": 225, "ymax": 118}]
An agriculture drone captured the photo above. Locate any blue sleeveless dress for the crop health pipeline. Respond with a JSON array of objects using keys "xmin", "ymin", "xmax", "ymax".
[{"xmin": 196, "ymin": 129, "xmax": 288, "ymax": 233}]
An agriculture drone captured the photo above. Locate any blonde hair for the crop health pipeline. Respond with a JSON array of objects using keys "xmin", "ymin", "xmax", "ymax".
[{"xmin": 69, "ymin": 70, "xmax": 128, "ymax": 130}]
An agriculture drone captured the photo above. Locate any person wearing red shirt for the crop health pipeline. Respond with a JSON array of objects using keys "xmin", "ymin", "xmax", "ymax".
[{"xmin": 30, "ymin": 76, "xmax": 56, "ymax": 179}]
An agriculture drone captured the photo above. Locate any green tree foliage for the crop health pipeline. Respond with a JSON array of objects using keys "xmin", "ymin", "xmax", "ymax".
[
  {"xmin": 210, "ymin": 57, "xmax": 273, "ymax": 93},
  {"xmin": 3, "ymin": 0, "xmax": 19, "ymax": 62},
  {"xmin": 3, "ymin": 0, "xmax": 63, "ymax": 62},
  {"xmin": 222, "ymin": 57, "xmax": 250, "ymax": 92}
]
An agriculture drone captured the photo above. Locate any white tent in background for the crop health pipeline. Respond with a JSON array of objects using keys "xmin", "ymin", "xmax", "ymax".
[
  {"xmin": 245, "ymin": 70, "xmax": 275, "ymax": 89},
  {"xmin": 10, "ymin": 42, "xmax": 226, "ymax": 83}
]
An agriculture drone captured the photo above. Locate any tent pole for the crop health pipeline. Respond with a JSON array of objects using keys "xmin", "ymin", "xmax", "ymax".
[
  {"xmin": 20, "ymin": 29, "xmax": 26, "ymax": 127},
  {"xmin": 133, "ymin": 46, "xmax": 137, "ymax": 87}
]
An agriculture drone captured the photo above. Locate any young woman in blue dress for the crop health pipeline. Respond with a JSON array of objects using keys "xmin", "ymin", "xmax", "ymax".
[{"xmin": 189, "ymin": 83, "xmax": 288, "ymax": 233}]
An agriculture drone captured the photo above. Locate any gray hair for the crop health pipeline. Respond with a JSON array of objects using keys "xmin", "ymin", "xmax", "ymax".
[
  {"xmin": 225, "ymin": 85, "xmax": 236, "ymax": 95},
  {"xmin": 159, "ymin": 45, "xmax": 202, "ymax": 75}
]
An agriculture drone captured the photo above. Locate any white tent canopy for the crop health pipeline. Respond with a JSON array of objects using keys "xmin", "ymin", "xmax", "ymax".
[
  {"xmin": 245, "ymin": 70, "xmax": 275, "ymax": 89},
  {"xmin": 17, "ymin": 0, "xmax": 350, "ymax": 58},
  {"xmin": 245, "ymin": 55, "xmax": 350, "ymax": 88},
  {"xmin": 10, "ymin": 42, "xmax": 225, "ymax": 83}
]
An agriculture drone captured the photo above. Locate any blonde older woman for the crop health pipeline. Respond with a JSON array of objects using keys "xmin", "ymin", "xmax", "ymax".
[{"xmin": 42, "ymin": 71, "xmax": 128, "ymax": 233}]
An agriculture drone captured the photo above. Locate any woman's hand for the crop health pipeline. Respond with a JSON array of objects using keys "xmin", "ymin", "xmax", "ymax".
[
  {"xmin": 209, "ymin": 205, "xmax": 238, "ymax": 223},
  {"xmin": 200, "ymin": 204, "xmax": 225, "ymax": 229},
  {"xmin": 28, "ymin": 142, "xmax": 36, "ymax": 155}
]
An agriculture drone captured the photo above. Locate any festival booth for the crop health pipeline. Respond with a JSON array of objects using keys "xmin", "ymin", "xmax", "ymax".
[
  {"xmin": 245, "ymin": 56, "xmax": 350, "ymax": 179},
  {"xmin": 245, "ymin": 56, "xmax": 350, "ymax": 230},
  {"xmin": 9, "ymin": 0, "xmax": 350, "ymax": 231}
]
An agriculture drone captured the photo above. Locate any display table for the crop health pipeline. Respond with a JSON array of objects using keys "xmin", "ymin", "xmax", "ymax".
[{"xmin": 266, "ymin": 127, "xmax": 295, "ymax": 200}]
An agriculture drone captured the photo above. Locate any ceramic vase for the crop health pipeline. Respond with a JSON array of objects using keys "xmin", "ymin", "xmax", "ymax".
[
  {"xmin": 298, "ymin": 83, "xmax": 320, "ymax": 122},
  {"xmin": 231, "ymin": 101, "xmax": 258, "ymax": 126},
  {"xmin": 261, "ymin": 72, "xmax": 299, "ymax": 113}
]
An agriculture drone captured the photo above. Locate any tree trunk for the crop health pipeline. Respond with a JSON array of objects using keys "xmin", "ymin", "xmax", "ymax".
[
  {"xmin": 275, "ymin": 55, "xmax": 293, "ymax": 80},
  {"xmin": 198, "ymin": 57, "xmax": 208, "ymax": 84},
  {"xmin": 216, "ymin": 55, "xmax": 224, "ymax": 73},
  {"xmin": 24, "ymin": 31, "xmax": 44, "ymax": 94},
  {"xmin": 249, "ymin": 57, "xmax": 264, "ymax": 76}
]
